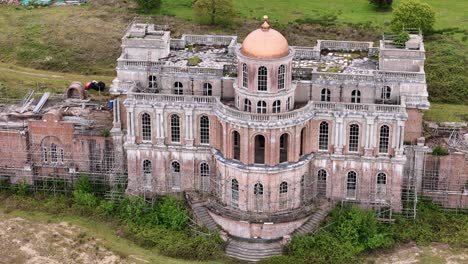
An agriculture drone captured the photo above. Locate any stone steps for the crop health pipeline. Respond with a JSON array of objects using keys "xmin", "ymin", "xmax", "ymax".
[
  {"xmin": 192, "ymin": 204, "xmax": 219, "ymax": 231},
  {"xmin": 292, "ymin": 206, "xmax": 331, "ymax": 236},
  {"xmin": 225, "ymin": 238, "xmax": 283, "ymax": 262}
]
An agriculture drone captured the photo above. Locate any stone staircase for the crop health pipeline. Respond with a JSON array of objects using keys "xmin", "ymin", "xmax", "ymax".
[
  {"xmin": 292, "ymin": 205, "xmax": 332, "ymax": 236},
  {"xmin": 191, "ymin": 203, "xmax": 219, "ymax": 231},
  {"xmin": 225, "ymin": 238, "xmax": 283, "ymax": 262}
]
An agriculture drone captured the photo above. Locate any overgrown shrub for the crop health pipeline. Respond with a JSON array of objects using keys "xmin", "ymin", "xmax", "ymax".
[
  {"xmin": 393, "ymin": 31, "xmax": 410, "ymax": 47},
  {"xmin": 74, "ymin": 174, "xmax": 93, "ymax": 193},
  {"xmin": 15, "ymin": 179, "xmax": 29, "ymax": 196},
  {"xmin": 282, "ymin": 206, "xmax": 394, "ymax": 264},
  {"xmin": 432, "ymin": 145, "xmax": 449, "ymax": 155}
]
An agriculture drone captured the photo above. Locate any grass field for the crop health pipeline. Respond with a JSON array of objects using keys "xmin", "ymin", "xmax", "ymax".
[
  {"xmin": 159, "ymin": 0, "xmax": 468, "ymax": 30},
  {"xmin": 423, "ymin": 103, "xmax": 468, "ymax": 123},
  {"xmin": 0, "ymin": 62, "xmax": 114, "ymax": 99}
]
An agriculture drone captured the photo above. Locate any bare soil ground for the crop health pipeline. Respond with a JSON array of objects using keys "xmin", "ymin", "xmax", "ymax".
[
  {"xmin": 366, "ymin": 242, "xmax": 468, "ymax": 264},
  {"xmin": 0, "ymin": 215, "xmax": 129, "ymax": 264}
]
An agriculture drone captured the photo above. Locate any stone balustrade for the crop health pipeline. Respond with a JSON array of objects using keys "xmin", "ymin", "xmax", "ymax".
[
  {"xmin": 403, "ymin": 95, "xmax": 430, "ymax": 109},
  {"xmin": 125, "ymin": 92, "xmax": 406, "ymax": 127},
  {"xmin": 292, "ymin": 69, "xmax": 426, "ymax": 84},
  {"xmin": 318, "ymin": 40, "xmax": 373, "ymax": 51},
  {"xmin": 292, "ymin": 46, "xmax": 321, "ymax": 60},
  {"xmin": 170, "ymin": 39, "xmax": 185, "ymax": 49},
  {"xmin": 184, "ymin": 34, "xmax": 237, "ymax": 46},
  {"xmin": 374, "ymin": 70, "xmax": 426, "ymax": 83}
]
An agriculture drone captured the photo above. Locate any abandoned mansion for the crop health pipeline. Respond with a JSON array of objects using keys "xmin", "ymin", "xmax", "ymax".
[{"xmin": 1, "ymin": 17, "xmax": 467, "ymax": 260}]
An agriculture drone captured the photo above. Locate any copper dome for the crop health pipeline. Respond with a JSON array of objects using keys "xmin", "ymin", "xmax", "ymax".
[{"xmin": 241, "ymin": 16, "xmax": 289, "ymax": 59}]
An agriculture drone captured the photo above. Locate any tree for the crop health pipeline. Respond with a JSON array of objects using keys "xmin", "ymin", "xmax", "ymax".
[
  {"xmin": 369, "ymin": 0, "xmax": 393, "ymax": 9},
  {"xmin": 193, "ymin": 0, "xmax": 235, "ymax": 26},
  {"xmin": 391, "ymin": 0, "xmax": 435, "ymax": 34},
  {"xmin": 135, "ymin": 0, "xmax": 161, "ymax": 14}
]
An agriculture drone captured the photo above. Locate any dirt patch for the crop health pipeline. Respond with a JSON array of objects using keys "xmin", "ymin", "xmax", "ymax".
[
  {"xmin": 366, "ymin": 242, "xmax": 468, "ymax": 264},
  {"xmin": 0, "ymin": 215, "xmax": 129, "ymax": 264}
]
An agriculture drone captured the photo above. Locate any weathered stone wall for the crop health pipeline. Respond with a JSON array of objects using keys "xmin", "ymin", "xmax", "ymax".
[{"xmin": 404, "ymin": 108, "xmax": 423, "ymax": 142}]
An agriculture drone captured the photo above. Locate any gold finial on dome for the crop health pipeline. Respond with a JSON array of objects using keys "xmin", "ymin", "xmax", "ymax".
[{"xmin": 261, "ymin": 15, "xmax": 270, "ymax": 31}]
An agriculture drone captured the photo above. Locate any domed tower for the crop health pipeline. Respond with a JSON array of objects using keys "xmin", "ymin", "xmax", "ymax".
[{"xmin": 235, "ymin": 16, "xmax": 295, "ymax": 114}]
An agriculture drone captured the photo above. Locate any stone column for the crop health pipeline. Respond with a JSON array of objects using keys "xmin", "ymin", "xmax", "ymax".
[
  {"xmin": 185, "ymin": 109, "xmax": 194, "ymax": 146},
  {"xmin": 334, "ymin": 117, "xmax": 343, "ymax": 155},
  {"xmin": 395, "ymin": 120, "xmax": 405, "ymax": 157},
  {"xmin": 127, "ymin": 107, "xmax": 136, "ymax": 144},
  {"xmin": 364, "ymin": 117, "xmax": 375, "ymax": 156}
]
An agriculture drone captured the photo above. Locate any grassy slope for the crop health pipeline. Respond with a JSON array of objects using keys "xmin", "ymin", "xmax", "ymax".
[
  {"xmin": 0, "ymin": 62, "xmax": 114, "ymax": 99},
  {"xmin": 0, "ymin": 208, "xmax": 219, "ymax": 264},
  {"xmin": 423, "ymin": 103, "xmax": 468, "ymax": 123},
  {"xmin": 0, "ymin": 4, "xmax": 130, "ymax": 75}
]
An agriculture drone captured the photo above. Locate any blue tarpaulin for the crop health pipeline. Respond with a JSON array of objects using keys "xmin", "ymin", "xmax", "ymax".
[{"xmin": 20, "ymin": 0, "xmax": 52, "ymax": 6}]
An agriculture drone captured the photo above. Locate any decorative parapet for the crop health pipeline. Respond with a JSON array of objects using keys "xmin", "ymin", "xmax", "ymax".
[
  {"xmin": 292, "ymin": 46, "xmax": 320, "ymax": 60},
  {"xmin": 126, "ymin": 93, "xmax": 217, "ymax": 107},
  {"xmin": 403, "ymin": 95, "xmax": 430, "ymax": 109},
  {"xmin": 317, "ymin": 40, "xmax": 374, "ymax": 51},
  {"xmin": 374, "ymin": 70, "xmax": 426, "ymax": 83},
  {"xmin": 215, "ymin": 99, "xmax": 406, "ymax": 128},
  {"xmin": 170, "ymin": 34, "xmax": 238, "ymax": 55},
  {"xmin": 292, "ymin": 69, "xmax": 426, "ymax": 84}
]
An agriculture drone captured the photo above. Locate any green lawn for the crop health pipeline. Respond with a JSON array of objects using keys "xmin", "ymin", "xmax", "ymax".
[
  {"xmin": 423, "ymin": 103, "xmax": 468, "ymax": 123},
  {"xmin": 159, "ymin": 0, "xmax": 468, "ymax": 30}
]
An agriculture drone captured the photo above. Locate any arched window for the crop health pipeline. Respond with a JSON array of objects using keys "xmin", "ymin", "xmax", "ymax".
[
  {"xmin": 272, "ymin": 100, "xmax": 281, "ymax": 113},
  {"xmin": 300, "ymin": 127, "xmax": 306, "ymax": 156},
  {"xmin": 233, "ymin": 131, "xmax": 241, "ymax": 160},
  {"xmin": 321, "ymin": 88, "xmax": 331, "ymax": 102},
  {"xmin": 257, "ymin": 101, "xmax": 266, "ymax": 114},
  {"xmin": 174, "ymin": 82, "xmax": 183, "ymax": 95},
  {"xmin": 346, "ymin": 171, "xmax": 357, "ymax": 199},
  {"xmin": 200, "ymin": 116, "xmax": 210, "ymax": 144},
  {"xmin": 279, "ymin": 181, "xmax": 288, "ymax": 210},
  {"xmin": 379, "ymin": 125, "xmax": 390, "ymax": 154},
  {"xmin": 279, "ymin": 133, "xmax": 289, "ymax": 163},
  {"xmin": 254, "ymin": 135, "xmax": 266, "ymax": 164},
  {"xmin": 286, "ymin": 97, "xmax": 291, "ymax": 110},
  {"xmin": 244, "ymin": 99, "xmax": 252, "ymax": 112},
  {"xmin": 171, "ymin": 114, "xmax": 180, "ymax": 143},
  {"xmin": 50, "ymin": 143, "xmax": 58, "ymax": 164},
  {"xmin": 319, "ymin": 122, "xmax": 329, "ymax": 151},
  {"xmin": 317, "ymin": 169, "xmax": 327, "ymax": 197},
  {"xmin": 203, "ymin": 83, "xmax": 212, "ymax": 96},
  {"xmin": 278, "ymin": 65, "xmax": 285, "ymax": 90},
  {"xmin": 253, "ymin": 183, "xmax": 264, "ymax": 212},
  {"xmin": 258, "ymin": 66, "xmax": 267, "ymax": 91},
  {"xmin": 141, "ymin": 113, "xmax": 151, "ymax": 142},
  {"xmin": 231, "ymin": 179, "xmax": 239, "ymax": 208},
  {"xmin": 381, "ymin": 86, "xmax": 391, "ymax": 100},
  {"xmin": 242, "ymin": 63, "xmax": 248, "ymax": 88},
  {"xmin": 171, "ymin": 161, "xmax": 181, "ymax": 189},
  {"xmin": 200, "ymin": 163, "xmax": 210, "ymax": 192},
  {"xmin": 143, "ymin": 160, "xmax": 152, "ymax": 190},
  {"xmin": 348, "ymin": 124, "xmax": 359, "ymax": 152},
  {"xmin": 376, "ymin": 172, "xmax": 387, "ymax": 200},
  {"xmin": 148, "ymin": 75, "xmax": 158, "ymax": 93},
  {"xmin": 351, "ymin": 90, "xmax": 361, "ymax": 103}
]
